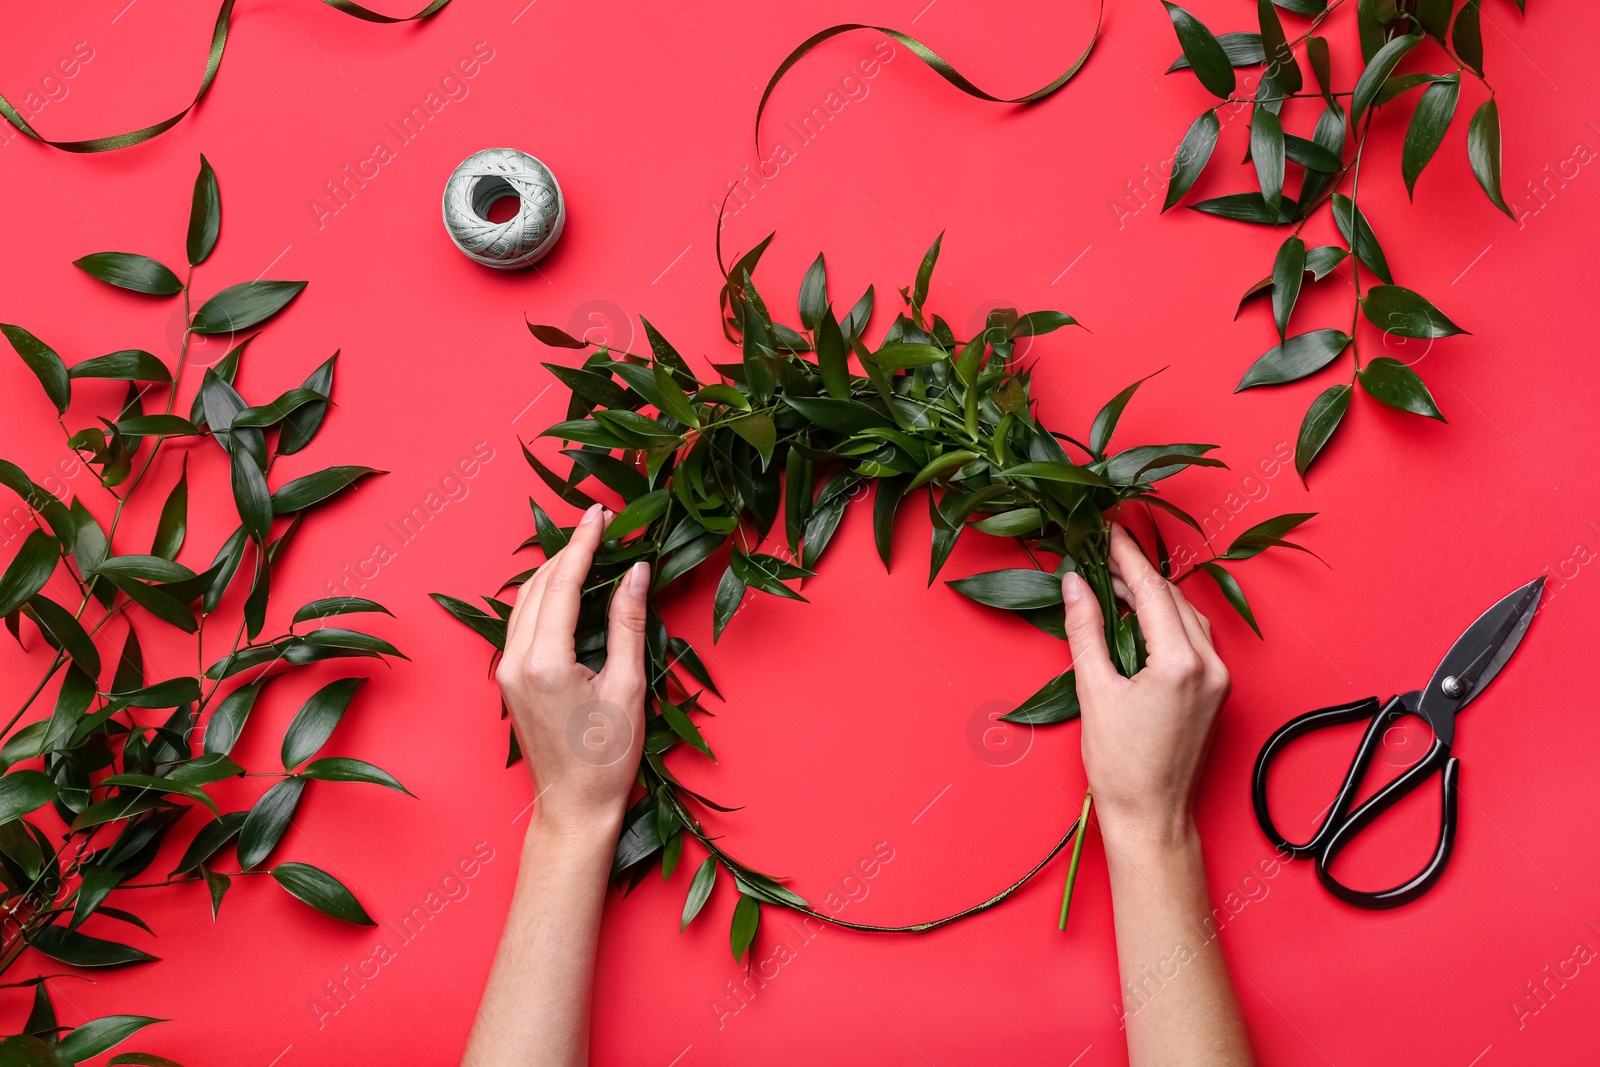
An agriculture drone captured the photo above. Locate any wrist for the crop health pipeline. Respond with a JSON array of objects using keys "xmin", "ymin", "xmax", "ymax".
[
  {"xmin": 1097, "ymin": 807, "xmax": 1202, "ymax": 864},
  {"xmin": 529, "ymin": 798, "xmax": 626, "ymax": 846}
]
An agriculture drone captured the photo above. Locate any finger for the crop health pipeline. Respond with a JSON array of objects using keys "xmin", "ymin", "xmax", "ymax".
[
  {"xmin": 600, "ymin": 561, "xmax": 650, "ymax": 698},
  {"xmin": 530, "ymin": 504, "xmax": 606, "ymax": 664},
  {"xmin": 502, "ymin": 570, "xmax": 542, "ymax": 666},
  {"xmin": 1107, "ymin": 524, "xmax": 1193, "ymax": 668},
  {"xmin": 1168, "ymin": 583, "xmax": 1215, "ymax": 649},
  {"xmin": 1112, "ymin": 576, "xmax": 1133, "ymax": 609},
  {"xmin": 1169, "ymin": 584, "xmax": 1227, "ymax": 690},
  {"xmin": 1061, "ymin": 572, "xmax": 1117, "ymax": 690},
  {"xmin": 503, "ymin": 527, "xmax": 574, "ymax": 664}
]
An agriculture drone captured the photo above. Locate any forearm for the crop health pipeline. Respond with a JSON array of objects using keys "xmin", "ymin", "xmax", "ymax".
[
  {"xmin": 1102, "ymin": 817, "xmax": 1253, "ymax": 1067},
  {"xmin": 462, "ymin": 809, "xmax": 622, "ymax": 1067}
]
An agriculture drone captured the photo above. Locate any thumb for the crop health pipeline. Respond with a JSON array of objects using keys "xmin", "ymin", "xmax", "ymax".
[
  {"xmin": 1062, "ymin": 571, "xmax": 1114, "ymax": 690},
  {"xmin": 600, "ymin": 561, "xmax": 649, "ymax": 701}
]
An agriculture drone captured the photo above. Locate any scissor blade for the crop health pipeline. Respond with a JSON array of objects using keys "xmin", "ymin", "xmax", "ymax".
[{"xmin": 1417, "ymin": 577, "xmax": 1546, "ymax": 736}]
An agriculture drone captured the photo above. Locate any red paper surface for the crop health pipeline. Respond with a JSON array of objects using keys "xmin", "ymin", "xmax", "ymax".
[{"xmin": 1, "ymin": 1, "xmax": 1596, "ymax": 1063}]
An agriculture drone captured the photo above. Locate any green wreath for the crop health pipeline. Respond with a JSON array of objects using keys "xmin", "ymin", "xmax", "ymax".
[{"xmin": 434, "ymin": 232, "xmax": 1313, "ymax": 959}]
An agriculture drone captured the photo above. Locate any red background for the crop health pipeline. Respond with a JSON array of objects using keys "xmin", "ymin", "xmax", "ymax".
[{"xmin": 1, "ymin": 1, "xmax": 1596, "ymax": 1063}]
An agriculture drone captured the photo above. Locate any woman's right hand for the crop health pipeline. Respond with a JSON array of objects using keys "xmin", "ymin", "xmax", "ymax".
[{"xmin": 1062, "ymin": 524, "xmax": 1232, "ymax": 849}]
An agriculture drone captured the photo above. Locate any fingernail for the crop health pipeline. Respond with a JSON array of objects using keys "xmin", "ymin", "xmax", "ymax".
[
  {"xmin": 627, "ymin": 561, "xmax": 650, "ymax": 595},
  {"xmin": 580, "ymin": 503, "xmax": 602, "ymax": 525},
  {"xmin": 1063, "ymin": 573, "xmax": 1084, "ymax": 603}
]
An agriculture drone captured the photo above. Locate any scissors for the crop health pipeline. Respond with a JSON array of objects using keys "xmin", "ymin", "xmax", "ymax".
[{"xmin": 1251, "ymin": 576, "xmax": 1546, "ymax": 909}]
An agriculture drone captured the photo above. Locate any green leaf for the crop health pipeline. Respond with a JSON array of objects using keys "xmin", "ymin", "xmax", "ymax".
[
  {"xmin": 947, "ymin": 568, "xmax": 1063, "ymax": 610},
  {"xmin": 0, "ymin": 771, "xmax": 57, "ymax": 824},
  {"xmin": 1190, "ymin": 193, "xmax": 1298, "ymax": 225},
  {"xmin": 658, "ymin": 700, "xmax": 715, "ymax": 761},
  {"xmin": 202, "ymin": 866, "xmax": 229, "ymax": 920},
  {"xmin": 73, "ymin": 253, "xmax": 184, "ymax": 296},
  {"xmin": 1000, "ymin": 460, "xmax": 1107, "ymax": 487},
  {"xmin": 1401, "ymin": 74, "xmax": 1460, "ymax": 197},
  {"xmin": 24, "ymin": 595, "xmax": 101, "ymax": 677},
  {"xmin": 1166, "ymin": 31, "xmax": 1264, "ymax": 73},
  {"xmin": 1352, "ymin": 33, "xmax": 1421, "ymax": 121},
  {"xmin": 203, "ymin": 526, "xmax": 247, "ymax": 614},
  {"xmin": 911, "ymin": 233, "xmax": 943, "ymax": 319},
  {"xmin": 0, "ymin": 531, "xmax": 58, "ymax": 617},
  {"xmin": 1307, "ymin": 34, "xmax": 1335, "ymax": 108},
  {"xmin": 1011, "ymin": 311, "xmax": 1078, "ymax": 338},
  {"xmin": 202, "ymin": 681, "xmax": 267, "ymax": 756},
  {"xmin": 187, "ymin": 154, "xmax": 221, "ymax": 266},
  {"xmin": 730, "ymin": 892, "xmax": 761, "ymax": 961},
  {"xmin": 1271, "ymin": 237, "xmax": 1305, "ymax": 339},
  {"xmin": 1236, "ymin": 329, "xmax": 1351, "ymax": 390},
  {"xmin": 1295, "ymin": 384, "xmax": 1352, "ymax": 480},
  {"xmin": 30, "ymin": 925, "xmax": 157, "ymax": 967},
  {"xmin": 1199, "ymin": 562, "xmax": 1261, "ymax": 637},
  {"xmin": 1163, "ymin": 111, "xmax": 1221, "ymax": 212},
  {"xmin": 1105, "ymin": 443, "xmax": 1219, "ymax": 484},
  {"xmin": 712, "ymin": 566, "xmax": 746, "ymax": 641},
  {"xmin": 109, "ymin": 1055, "xmax": 187, "ymax": 1067},
  {"xmin": 1087, "ymin": 374, "xmax": 1153, "ymax": 456},
  {"xmin": 191, "ymin": 281, "xmax": 307, "ymax": 335},
  {"xmin": 300, "ymin": 757, "xmax": 413, "ymax": 795},
  {"xmin": 278, "ymin": 352, "xmax": 337, "ymax": 456},
  {"xmin": 116, "ymin": 414, "xmax": 199, "ymax": 437},
  {"xmin": 1330, "ymin": 194, "xmax": 1393, "ymax": 284},
  {"xmin": 237, "ymin": 776, "xmax": 307, "ymax": 870},
  {"xmin": 728, "ymin": 413, "xmax": 776, "ymax": 468},
  {"xmin": 270, "ymin": 466, "xmax": 383, "ymax": 514},
  {"xmin": 231, "ymin": 388, "xmax": 327, "ymax": 430},
  {"xmin": 1000, "ymin": 669, "xmax": 1080, "ymax": 725},
  {"xmin": 1251, "ymin": 106, "xmax": 1286, "ymax": 212},
  {"xmin": 229, "ymin": 447, "xmax": 271, "ymax": 542},
  {"xmin": 98, "ymin": 773, "xmax": 218, "ymax": 816},
  {"xmin": 1283, "ymin": 134, "xmax": 1342, "ymax": 172},
  {"xmin": 2, "ymin": 324, "xmax": 71, "ymax": 414},
  {"xmin": 150, "ymin": 459, "xmax": 188, "ymax": 561},
  {"xmin": 1452, "ymin": 0, "xmax": 1483, "ymax": 77},
  {"xmin": 605, "ymin": 489, "xmax": 671, "ymax": 540},
  {"xmin": 782, "ymin": 396, "xmax": 892, "ymax": 434},
  {"xmin": 271, "ymin": 861, "xmax": 375, "ymax": 925},
  {"xmin": 172, "ymin": 811, "xmax": 247, "ymax": 873},
  {"xmin": 1359, "ymin": 357, "xmax": 1446, "ymax": 420},
  {"xmin": 1225, "ymin": 512, "xmax": 1317, "ymax": 559},
  {"xmin": 1257, "ymin": 0, "xmax": 1301, "ymax": 92},
  {"xmin": 971, "ymin": 508, "xmax": 1042, "ymax": 536},
  {"xmin": 430, "ymin": 594, "xmax": 507, "ymax": 650},
  {"xmin": 1162, "ymin": 2, "xmax": 1236, "ymax": 97},
  {"xmin": 798, "ymin": 252, "xmax": 827, "ymax": 329},
  {"xmin": 292, "ymin": 597, "xmax": 391, "ymax": 625},
  {"xmin": 527, "ymin": 321, "xmax": 587, "ymax": 348},
  {"xmin": 280, "ymin": 677, "xmax": 364, "ymax": 770},
  {"xmin": 69, "ymin": 349, "xmax": 172, "ymax": 382},
  {"xmin": 1361, "ymin": 285, "xmax": 1466, "ymax": 338},
  {"xmin": 907, "ymin": 449, "xmax": 981, "ymax": 491},
  {"xmin": 682, "ymin": 856, "xmax": 717, "ymax": 930},
  {"xmin": 870, "ymin": 342, "xmax": 948, "ymax": 370},
  {"xmin": 1467, "ymin": 98, "xmax": 1514, "ymax": 219}
]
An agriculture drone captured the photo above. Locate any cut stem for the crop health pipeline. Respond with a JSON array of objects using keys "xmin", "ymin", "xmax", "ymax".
[{"xmin": 1058, "ymin": 789, "xmax": 1093, "ymax": 931}]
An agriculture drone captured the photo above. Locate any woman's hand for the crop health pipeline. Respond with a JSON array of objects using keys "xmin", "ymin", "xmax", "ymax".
[
  {"xmin": 1062, "ymin": 525, "xmax": 1254, "ymax": 1066},
  {"xmin": 495, "ymin": 502, "xmax": 649, "ymax": 836},
  {"xmin": 1063, "ymin": 524, "xmax": 1232, "ymax": 849}
]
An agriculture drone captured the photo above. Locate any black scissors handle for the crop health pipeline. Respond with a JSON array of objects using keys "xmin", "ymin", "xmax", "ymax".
[{"xmin": 1252, "ymin": 695, "xmax": 1460, "ymax": 909}]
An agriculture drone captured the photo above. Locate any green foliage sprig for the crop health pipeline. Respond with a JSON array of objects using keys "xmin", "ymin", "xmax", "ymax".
[
  {"xmin": 0, "ymin": 0, "xmax": 452, "ymax": 154},
  {"xmin": 1160, "ymin": 0, "xmax": 1524, "ymax": 478},
  {"xmin": 0, "ymin": 158, "xmax": 404, "ymax": 1063},
  {"xmin": 438, "ymin": 233, "xmax": 1314, "ymax": 959}
]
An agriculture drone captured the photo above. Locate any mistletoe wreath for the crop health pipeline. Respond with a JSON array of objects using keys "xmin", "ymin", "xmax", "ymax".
[{"xmin": 435, "ymin": 232, "xmax": 1315, "ymax": 959}]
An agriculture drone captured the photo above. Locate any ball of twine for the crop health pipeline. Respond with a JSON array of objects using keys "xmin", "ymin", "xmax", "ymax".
[{"xmin": 441, "ymin": 148, "xmax": 566, "ymax": 270}]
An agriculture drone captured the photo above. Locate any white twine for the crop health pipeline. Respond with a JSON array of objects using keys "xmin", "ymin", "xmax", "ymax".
[{"xmin": 441, "ymin": 147, "xmax": 566, "ymax": 269}]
